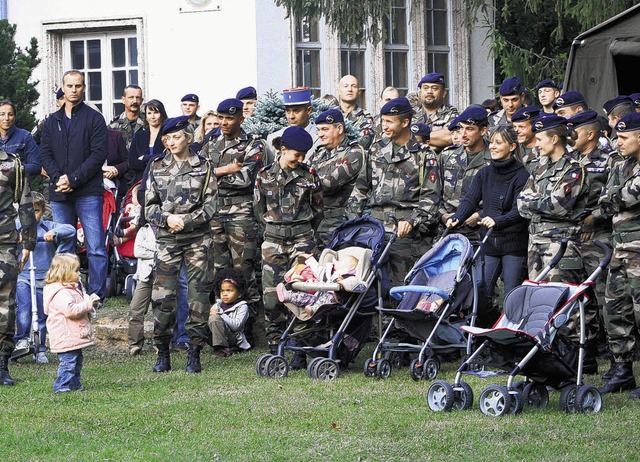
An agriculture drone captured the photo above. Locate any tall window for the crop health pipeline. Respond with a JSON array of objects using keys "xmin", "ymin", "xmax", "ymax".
[
  {"xmin": 425, "ymin": 0, "xmax": 450, "ymax": 84},
  {"xmin": 340, "ymin": 44, "xmax": 367, "ymax": 107},
  {"xmin": 64, "ymin": 31, "xmax": 138, "ymax": 121},
  {"xmin": 383, "ymin": 0, "xmax": 409, "ymax": 96},
  {"xmin": 295, "ymin": 15, "xmax": 322, "ymax": 97}
]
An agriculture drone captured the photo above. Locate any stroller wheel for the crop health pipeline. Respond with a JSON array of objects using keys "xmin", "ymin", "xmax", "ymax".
[
  {"xmin": 575, "ymin": 385, "xmax": 602, "ymax": 414},
  {"xmin": 559, "ymin": 384, "xmax": 578, "ymax": 413},
  {"xmin": 256, "ymin": 354, "xmax": 272, "ymax": 377},
  {"xmin": 451, "ymin": 381, "xmax": 474, "ymax": 411},
  {"xmin": 386, "ymin": 351, "xmax": 407, "ymax": 370},
  {"xmin": 479, "ymin": 385, "xmax": 513, "ymax": 417},
  {"xmin": 427, "ymin": 380, "xmax": 455, "ymax": 412},
  {"xmin": 314, "ymin": 359, "xmax": 339, "ymax": 381},
  {"xmin": 509, "ymin": 389, "xmax": 524, "ymax": 415},
  {"xmin": 424, "ymin": 358, "xmax": 439, "ymax": 381},
  {"xmin": 409, "ymin": 359, "xmax": 425, "ymax": 381},
  {"xmin": 511, "ymin": 380, "xmax": 527, "ymax": 393},
  {"xmin": 307, "ymin": 357, "xmax": 324, "ymax": 378},
  {"xmin": 522, "ymin": 382, "xmax": 549, "ymax": 409},
  {"xmin": 265, "ymin": 355, "xmax": 289, "ymax": 378},
  {"xmin": 363, "ymin": 358, "xmax": 377, "ymax": 378},
  {"xmin": 376, "ymin": 358, "xmax": 392, "ymax": 379}
]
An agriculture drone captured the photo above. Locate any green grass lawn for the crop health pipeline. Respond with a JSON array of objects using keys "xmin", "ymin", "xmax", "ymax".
[{"xmin": 3, "ymin": 299, "xmax": 639, "ymax": 461}]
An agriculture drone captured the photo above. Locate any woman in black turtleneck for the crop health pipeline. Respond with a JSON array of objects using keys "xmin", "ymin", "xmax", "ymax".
[{"xmin": 446, "ymin": 125, "xmax": 530, "ymax": 319}]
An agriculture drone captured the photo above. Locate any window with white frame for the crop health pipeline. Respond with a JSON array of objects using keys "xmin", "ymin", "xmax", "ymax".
[
  {"xmin": 294, "ymin": 15, "xmax": 322, "ymax": 97},
  {"xmin": 425, "ymin": 0, "xmax": 451, "ymax": 85},
  {"xmin": 63, "ymin": 31, "xmax": 138, "ymax": 121},
  {"xmin": 383, "ymin": 0, "xmax": 409, "ymax": 96}
]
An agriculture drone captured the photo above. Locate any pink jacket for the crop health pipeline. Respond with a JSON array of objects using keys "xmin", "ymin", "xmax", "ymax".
[{"xmin": 44, "ymin": 282, "xmax": 95, "ymax": 353}]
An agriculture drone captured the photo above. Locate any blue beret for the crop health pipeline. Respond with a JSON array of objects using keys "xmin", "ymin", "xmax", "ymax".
[
  {"xmin": 447, "ymin": 116, "xmax": 461, "ymax": 131},
  {"xmin": 553, "ymin": 91, "xmax": 585, "ymax": 110},
  {"xmin": 181, "ymin": 93, "xmax": 199, "ymax": 103},
  {"xmin": 532, "ymin": 114, "xmax": 568, "ymax": 133},
  {"xmin": 315, "ymin": 108, "xmax": 344, "ymax": 125},
  {"xmin": 567, "ymin": 110, "xmax": 599, "ymax": 129},
  {"xmin": 161, "ymin": 115, "xmax": 191, "ymax": 136},
  {"xmin": 217, "ymin": 98, "xmax": 244, "ymax": 115},
  {"xmin": 615, "ymin": 113, "xmax": 640, "ymax": 132},
  {"xmin": 512, "ymin": 106, "xmax": 541, "ymax": 123},
  {"xmin": 629, "ymin": 93, "xmax": 640, "ymax": 108},
  {"xmin": 535, "ymin": 79, "xmax": 560, "ymax": 91},
  {"xmin": 418, "ymin": 73, "xmax": 445, "ymax": 87},
  {"xmin": 281, "ymin": 126, "xmax": 313, "ymax": 152},
  {"xmin": 380, "ymin": 97, "xmax": 413, "ymax": 116},
  {"xmin": 283, "ymin": 87, "xmax": 311, "ymax": 106},
  {"xmin": 499, "ymin": 76, "xmax": 524, "ymax": 96},
  {"xmin": 603, "ymin": 95, "xmax": 634, "ymax": 115},
  {"xmin": 236, "ymin": 86, "xmax": 257, "ymax": 100},
  {"xmin": 458, "ymin": 106, "xmax": 488, "ymax": 125},
  {"xmin": 410, "ymin": 123, "xmax": 431, "ymax": 138},
  {"xmin": 55, "ymin": 88, "xmax": 64, "ymax": 99}
]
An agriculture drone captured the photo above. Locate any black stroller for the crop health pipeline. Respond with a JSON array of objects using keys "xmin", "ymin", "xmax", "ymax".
[{"xmin": 427, "ymin": 239, "xmax": 612, "ymax": 416}]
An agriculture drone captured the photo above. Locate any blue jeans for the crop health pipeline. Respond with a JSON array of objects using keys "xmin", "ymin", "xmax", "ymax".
[
  {"xmin": 15, "ymin": 280, "xmax": 46, "ymax": 352},
  {"xmin": 51, "ymin": 196, "xmax": 108, "ymax": 299},
  {"xmin": 172, "ymin": 263, "xmax": 189, "ymax": 345},
  {"xmin": 484, "ymin": 254, "xmax": 528, "ymax": 301},
  {"xmin": 54, "ymin": 349, "xmax": 84, "ymax": 392}
]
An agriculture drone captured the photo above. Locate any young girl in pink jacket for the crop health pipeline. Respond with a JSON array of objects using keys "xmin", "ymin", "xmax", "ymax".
[{"xmin": 44, "ymin": 253, "xmax": 99, "ymax": 393}]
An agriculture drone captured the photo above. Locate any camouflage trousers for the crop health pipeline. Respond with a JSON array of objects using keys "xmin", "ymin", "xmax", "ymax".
[
  {"xmin": 152, "ymin": 234, "xmax": 214, "ymax": 347},
  {"xmin": 261, "ymin": 231, "xmax": 316, "ymax": 343},
  {"xmin": 528, "ymin": 236, "xmax": 597, "ymax": 342},
  {"xmin": 316, "ymin": 215, "xmax": 345, "ymax": 249},
  {"xmin": 388, "ymin": 233, "xmax": 424, "ymax": 288},
  {"xmin": 604, "ymin": 245, "xmax": 640, "ymax": 362},
  {"xmin": 0, "ymin": 242, "xmax": 19, "ymax": 355}
]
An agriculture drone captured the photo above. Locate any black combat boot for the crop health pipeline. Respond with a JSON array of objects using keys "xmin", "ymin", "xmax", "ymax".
[
  {"xmin": 186, "ymin": 344, "xmax": 202, "ymax": 373},
  {"xmin": 153, "ymin": 344, "xmax": 171, "ymax": 373},
  {"xmin": 0, "ymin": 355, "xmax": 15, "ymax": 386},
  {"xmin": 630, "ymin": 387, "xmax": 640, "ymax": 399},
  {"xmin": 289, "ymin": 352, "xmax": 307, "ymax": 371},
  {"xmin": 598, "ymin": 362, "xmax": 635, "ymax": 393},
  {"xmin": 601, "ymin": 358, "xmax": 616, "ymax": 382}
]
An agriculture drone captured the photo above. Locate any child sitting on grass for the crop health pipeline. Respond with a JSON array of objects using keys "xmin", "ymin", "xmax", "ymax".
[
  {"xmin": 43, "ymin": 253, "xmax": 99, "ymax": 393},
  {"xmin": 208, "ymin": 268, "xmax": 251, "ymax": 357}
]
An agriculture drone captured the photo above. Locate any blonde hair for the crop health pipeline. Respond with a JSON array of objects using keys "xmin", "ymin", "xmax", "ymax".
[{"xmin": 45, "ymin": 253, "xmax": 81, "ymax": 285}]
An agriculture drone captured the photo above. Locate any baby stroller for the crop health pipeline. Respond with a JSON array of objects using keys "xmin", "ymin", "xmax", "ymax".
[
  {"xmin": 364, "ymin": 231, "xmax": 489, "ymax": 381},
  {"xmin": 427, "ymin": 239, "xmax": 612, "ymax": 416},
  {"xmin": 255, "ymin": 216, "xmax": 394, "ymax": 381}
]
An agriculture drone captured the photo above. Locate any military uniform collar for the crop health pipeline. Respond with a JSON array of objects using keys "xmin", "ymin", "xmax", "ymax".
[{"xmin": 161, "ymin": 152, "xmax": 203, "ymax": 168}]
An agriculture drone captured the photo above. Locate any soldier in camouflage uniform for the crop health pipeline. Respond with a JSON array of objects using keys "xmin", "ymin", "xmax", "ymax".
[
  {"xmin": 201, "ymin": 98, "xmax": 264, "ymax": 338},
  {"xmin": 254, "ymin": 126, "xmax": 323, "ymax": 350},
  {"xmin": 181, "ymin": 94, "xmax": 202, "ymax": 135},
  {"xmin": 145, "ymin": 116, "xmax": 218, "ymax": 374},
  {"xmin": 337, "ymin": 75, "xmax": 375, "ymax": 150},
  {"xmin": 108, "ymin": 84, "xmax": 145, "ymax": 150},
  {"xmin": 489, "ymin": 77, "xmax": 525, "ymax": 127},
  {"xmin": 431, "ymin": 106, "xmax": 492, "ymax": 240},
  {"xmin": 413, "ymin": 73, "xmax": 458, "ymax": 150},
  {"xmin": 306, "ymin": 109, "xmax": 364, "ymax": 246},
  {"xmin": 0, "ymin": 151, "xmax": 36, "ymax": 385},
  {"xmin": 535, "ymin": 79, "xmax": 561, "ymax": 115},
  {"xmin": 347, "ymin": 97, "xmax": 433, "ymax": 289},
  {"xmin": 511, "ymin": 106, "xmax": 541, "ymax": 174},
  {"xmin": 597, "ymin": 113, "xmax": 640, "ymax": 397}
]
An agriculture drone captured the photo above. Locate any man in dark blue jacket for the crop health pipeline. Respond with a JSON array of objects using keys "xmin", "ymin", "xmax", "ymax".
[{"xmin": 39, "ymin": 70, "xmax": 109, "ymax": 301}]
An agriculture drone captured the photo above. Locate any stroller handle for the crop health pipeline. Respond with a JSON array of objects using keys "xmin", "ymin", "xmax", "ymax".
[
  {"xmin": 593, "ymin": 240, "xmax": 613, "ymax": 269},
  {"xmin": 548, "ymin": 238, "xmax": 569, "ymax": 269}
]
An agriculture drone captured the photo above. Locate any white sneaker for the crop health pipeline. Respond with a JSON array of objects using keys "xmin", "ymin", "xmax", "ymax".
[{"xmin": 35, "ymin": 352, "xmax": 49, "ymax": 364}]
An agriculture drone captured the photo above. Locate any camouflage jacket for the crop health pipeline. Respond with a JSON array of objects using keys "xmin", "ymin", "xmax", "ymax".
[
  {"xmin": 578, "ymin": 147, "xmax": 620, "ymax": 228},
  {"xmin": 413, "ymin": 104, "xmax": 459, "ymax": 132},
  {"xmin": 254, "ymin": 161, "xmax": 323, "ymax": 231},
  {"xmin": 343, "ymin": 105, "xmax": 375, "ymax": 150},
  {"xmin": 201, "ymin": 130, "xmax": 264, "ymax": 217},
  {"xmin": 599, "ymin": 156, "xmax": 640, "ymax": 245},
  {"xmin": 0, "ymin": 151, "xmax": 36, "ymax": 249},
  {"xmin": 347, "ymin": 135, "xmax": 433, "ymax": 232},
  {"xmin": 488, "ymin": 109, "xmax": 509, "ymax": 127},
  {"xmin": 108, "ymin": 112, "xmax": 145, "ymax": 150},
  {"xmin": 306, "ymin": 137, "xmax": 364, "ymax": 219},
  {"xmin": 515, "ymin": 144, "xmax": 540, "ymax": 175},
  {"xmin": 517, "ymin": 153, "xmax": 589, "ymax": 238},
  {"xmin": 145, "ymin": 152, "xmax": 218, "ymax": 239}
]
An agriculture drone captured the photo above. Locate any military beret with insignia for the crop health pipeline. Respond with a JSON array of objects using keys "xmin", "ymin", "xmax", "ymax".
[
  {"xmin": 512, "ymin": 106, "xmax": 541, "ymax": 123},
  {"xmin": 552, "ymin": 91, "xmax": 585, "ymax": 110},
  {"xmin": 56, "ymin": 87, "xmax": 64, "ymax": 99},
  {"xmin": 236, "ymin": 86, "xmax": 257, "ymax": 100},
  {"xmin": 282, "ymin": 87, "xmax": 311, "ymax": 106},
  {"xmin": 418, "ymin": 73, "xmax": 445, "ymax": 87},
  {"xmin": 499, "ymin": 76, "xmax": 524, "ymax": 96},
  {"xmin": 447, "ymin": 115, "xmax": 461, "ymax": 131},
  {"xmin": 315, "ymin": 108, "xmax": 344, "ymax": 125},
  {"xmin": 603, "ymin": 95, "xmax": 634, "ymax": 115},
  {"xmin": 567, "ymin": 110, "xmax": 599, "ymax": 129},
  {"xmin": 281, "ymin": 126, "xmax": 313, "ymax": 152},
  {"xmin": 629, "ymin": 93, "xmax": 640, "ymax": 109},
  {"xmin": 217, "ymin": 98, "xmax": 244, "ymax": 115},
  {"xmin": 161, "ymin": 115, "xmax": 191, "ymax": 136},
  {"xmin": 532, "ymin": 114, "xmax": 568, "ymax": 133},
  {"xmin": 410, "ymin": 123, "xmax": 431, "ymax": 138},
  {"xmin": 615, "ymin": 112, "xmax": 640, "ymax": 132},
  {"xmin": 380, "ymin": 97, "xmax": 412, "ymax": 116},
  {"xmin": 458, "ymin": 106, "xmax": 488, "ymax": 126},
  {"xmin": 535, "ymin": 79, "xmax": 560, "ymax": 91},
  {"xmin": 181, "ymin": 93, "xmax": 199, "ymax": 103}
]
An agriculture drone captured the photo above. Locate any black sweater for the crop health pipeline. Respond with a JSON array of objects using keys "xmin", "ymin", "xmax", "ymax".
[{"xmin": 452, "ymin": 156, "xmax": 530, "ymax": 256}]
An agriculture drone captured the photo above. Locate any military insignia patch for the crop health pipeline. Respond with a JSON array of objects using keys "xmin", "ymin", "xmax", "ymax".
[
  {"xmin": 563, "ymin": 183, "xmax": 571, "ymax": 195},
  {"xmin": 428, "ymin": 171, "xmax": 437, "ymax": 183}
]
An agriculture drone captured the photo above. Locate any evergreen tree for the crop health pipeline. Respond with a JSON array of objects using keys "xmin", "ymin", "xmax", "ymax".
[{"xmin": 0, "ymin": 20, "xmax": 40, "ymax": 131}]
